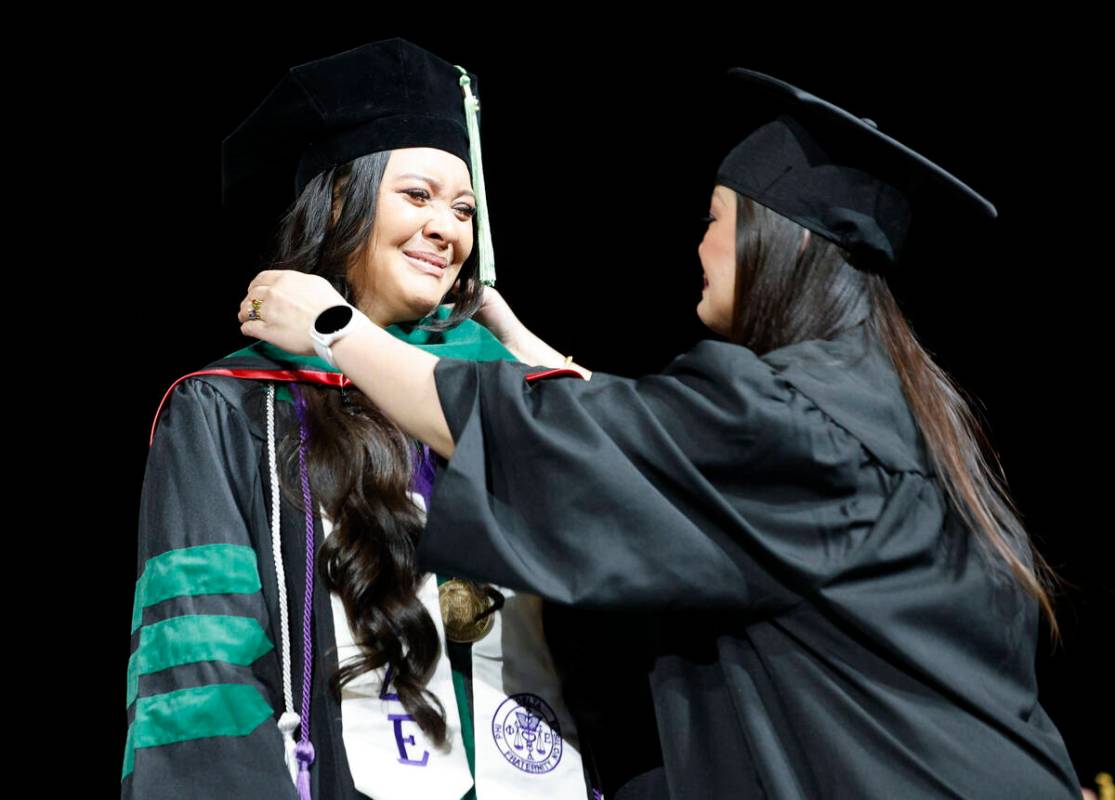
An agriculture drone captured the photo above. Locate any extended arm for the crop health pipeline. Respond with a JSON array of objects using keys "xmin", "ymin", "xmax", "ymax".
[
  {"xmin": 467, "ymin": 286, "xmax": 592, "ymax": 378},
  {"xmin": 237, "ymin": 271, "xmax": 587, "ymax": 459},
  {"xmin": 331, "ymin": 323, "xmax": 456, "ymax": 458}
]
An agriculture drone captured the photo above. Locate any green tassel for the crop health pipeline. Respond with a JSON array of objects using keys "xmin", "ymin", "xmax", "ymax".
[{"xmin": 455, "ymin": 66, "xmax": 496, "ymax": 287}]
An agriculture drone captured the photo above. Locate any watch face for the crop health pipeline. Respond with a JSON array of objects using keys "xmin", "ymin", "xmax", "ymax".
[{"xmin": 315, "ymin": 305, "xmax": 354, "ymax": 335}]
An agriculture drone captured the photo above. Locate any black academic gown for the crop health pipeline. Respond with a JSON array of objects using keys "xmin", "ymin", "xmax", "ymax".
[
  {"xmin": 123, "ymin": 350, "xmax": 363, "ymax": 799},
  {"xmin": 124, "ymin": 337, "xmax": 599, "ymax": 800},
  {"xmin": 418, "ymin": 321, "xmax": 1082, "ymax": 799}
]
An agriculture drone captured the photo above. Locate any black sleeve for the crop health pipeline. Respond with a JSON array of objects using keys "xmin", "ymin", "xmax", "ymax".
[
  {"xmin": 419, "ymin": 340, "xmax": 879, "ymax": 613},
  {"xmin": 123, "ymin": 378, "xmax": 298, "ymax": 800}
]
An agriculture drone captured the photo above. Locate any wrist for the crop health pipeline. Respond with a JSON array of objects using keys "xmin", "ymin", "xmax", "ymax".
[
  {"xmin": 503, "ymin": 325, "xmax": 536, "ymax": 362},
  {"xmin": 309, "ymin": 304, "xmax": 372, "ymax": 368},
  {"xmin": 330, "ymin": 318, "xmax": 381, "ymax": 367}
]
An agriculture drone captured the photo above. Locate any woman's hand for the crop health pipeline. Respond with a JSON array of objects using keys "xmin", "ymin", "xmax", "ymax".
[
  {"xmin": 449, "ymin": 283, "xmax": 590, "ymax": 377},
  {"xmin": 471, "ymin": 286, "xmax": 527, "ymax": 352},
  {"xmin": 457, "ymin": 284, "xmax": 590, "ymax": 376},
  {"xmin": 238, "ymin": 270, "xmax": 349, "ymax": 355}
]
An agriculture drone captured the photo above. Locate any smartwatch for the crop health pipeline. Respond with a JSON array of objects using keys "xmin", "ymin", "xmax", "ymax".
[{"xmin": 310, "ymin": 304, "xmax": 369, "ymax": 368}]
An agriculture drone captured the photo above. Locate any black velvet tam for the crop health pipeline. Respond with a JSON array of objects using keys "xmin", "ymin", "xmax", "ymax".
[
  {"xmin": 222, "ymin": 38, "xmax": 477, "ymax": 209},
  {"xmin": 717, "ymin": 68, "xmax": 997, "ymax": 269}
]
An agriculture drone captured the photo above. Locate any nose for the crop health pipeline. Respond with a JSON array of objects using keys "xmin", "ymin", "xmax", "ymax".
[{"xmin": 421, "ymin": 202, "xmax": 461, "ymax": 251}]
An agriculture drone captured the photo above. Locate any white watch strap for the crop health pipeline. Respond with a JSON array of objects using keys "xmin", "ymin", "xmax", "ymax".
[
  {"xmin": 312, "ymin": 335, "xmax": 339, "ymax": 369},
  {"xmin": 310, "ymin": 304, "xmax": 368, "ymax": 368}
]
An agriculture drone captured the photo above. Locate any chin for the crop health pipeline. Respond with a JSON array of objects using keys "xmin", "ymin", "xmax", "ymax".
[
  {"xmin": 407, "ymin": 295, "xmax": 442, "ymax": 319},
  {"xmin": 696, "ymin": 300, "xmax": 711, "ymax": 328},
  {"xmin": 696, "ymin": 303, "xmax": 729, "ymax": 337}
]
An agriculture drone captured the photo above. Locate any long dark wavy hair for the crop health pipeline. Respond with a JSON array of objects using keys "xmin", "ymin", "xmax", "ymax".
[
  {"xmin": 726, "ymin": 193, "xmax": 1060, "ymax": 638},
  {"xmin": 268, "ymin": 150, "xmax": 484, "ymax": 744}
]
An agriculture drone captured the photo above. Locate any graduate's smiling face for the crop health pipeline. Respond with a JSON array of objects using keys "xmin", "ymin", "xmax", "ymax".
[
  {"xmin": 697, "ymin": 186, "xmax": 737, "ymax": 336},
  {"xmin": 349, "ymin": 147, "xmax": 475, "ymax": 326}
]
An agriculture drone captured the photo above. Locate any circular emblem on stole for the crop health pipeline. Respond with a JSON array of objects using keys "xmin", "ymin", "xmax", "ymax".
[
  {"xmin": 491, "ymin": 693, "xmax": 563, "ymax": 773},
  {"xmin": 438, "ymin": 578, "xmax": 495, "ymax": 643}
]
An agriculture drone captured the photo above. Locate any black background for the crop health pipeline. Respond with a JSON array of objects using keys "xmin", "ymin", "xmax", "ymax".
[{"xmin": 61, "ymin": 18, "xmax": 1109, "ymax": 793}]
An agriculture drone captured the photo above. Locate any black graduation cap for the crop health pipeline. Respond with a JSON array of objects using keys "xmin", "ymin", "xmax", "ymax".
[
  {"xmin": 222, "ymin": 38, "xmax": 496, "ymax": 284},
  {"xmin": 716, "ymin": 68, "xmax": 997, "ymax": 269}
]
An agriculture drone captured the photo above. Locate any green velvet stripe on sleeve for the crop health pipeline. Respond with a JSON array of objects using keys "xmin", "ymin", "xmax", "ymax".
[
  {"xmin": 131, "ymin": 544, "xmax": 263, "ymax": 633},
  {"xmin": 126, "ymin": 615, "xmax": 274, "ymax": 706},
  {"xmin": 122, "ymin": 684, "xmax": 275, "ymax": 780}
]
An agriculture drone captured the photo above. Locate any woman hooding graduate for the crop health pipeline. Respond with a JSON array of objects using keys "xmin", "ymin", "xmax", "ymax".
[
  {"xmin": 237, "ymin": 69, "xmax": 1081, "ymax": 798},
  {"xmin": 126, "ymin": 40, "xmax": 593, "ymax": 800}
]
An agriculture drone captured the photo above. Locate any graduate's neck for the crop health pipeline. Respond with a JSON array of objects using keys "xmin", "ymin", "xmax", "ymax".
[{"xmin": 358, "ymin": 298, "xmax": 434, "ymax": 329}]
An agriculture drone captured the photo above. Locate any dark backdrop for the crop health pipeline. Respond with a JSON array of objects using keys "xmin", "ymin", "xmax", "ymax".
[{"xmin": 74, "ymin": 20, "xmax": 1108, "ymax": 792}]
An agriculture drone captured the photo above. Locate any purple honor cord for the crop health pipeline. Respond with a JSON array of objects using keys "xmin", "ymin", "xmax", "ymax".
[
  {"xmin": 280, "ymin": 411, "xmax": 436, "ymax": 800},
  {"xmin": 412, "ymin": 443, "xmax": 436, "ymax": 511},
  {"xmin": 291, "ymin": 385, "xmax": 316, "ymax": 800}
]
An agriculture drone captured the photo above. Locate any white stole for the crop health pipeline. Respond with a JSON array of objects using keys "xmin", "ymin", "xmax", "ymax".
[{"xmin": 323, "ymin": 497, "xmax": 586, "ymax": 800}]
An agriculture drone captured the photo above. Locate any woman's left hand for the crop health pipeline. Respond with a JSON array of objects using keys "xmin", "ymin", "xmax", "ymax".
[
  {"xmin": 238, "ymin": 270, "xmax": 348, "ymax": 355},
  {"xmin": 471, "ymin": 286, "xmax": 528, "ymax": 353}
]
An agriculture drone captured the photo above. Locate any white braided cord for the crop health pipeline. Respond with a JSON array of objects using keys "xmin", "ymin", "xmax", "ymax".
[{"xmin": 266, "ymin": 384, "xmax": 300, "ymax": 784}]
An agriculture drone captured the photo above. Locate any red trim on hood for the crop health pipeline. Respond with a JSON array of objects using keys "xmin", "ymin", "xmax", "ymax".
[
  {"xmin": 524, "ymin": 367, "xmax": 589, "ymax": 383},
  {"xmin": 149, "ymin": 367, "xmax": 351, "ymax": 447}
]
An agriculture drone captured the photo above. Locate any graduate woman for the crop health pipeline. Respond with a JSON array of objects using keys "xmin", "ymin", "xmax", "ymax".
[
  {"xmin": 236, "ymin": 69, "xmax": 1082, "ymax": 797},
  {"xmin": 125, "ymin": 40, "xmax": 592, "ymax": 800}
]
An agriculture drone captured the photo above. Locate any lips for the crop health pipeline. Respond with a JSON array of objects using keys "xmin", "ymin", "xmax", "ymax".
[{"xmin": 404, "ymin": 250, "xmax": 448, "ymax": 277}]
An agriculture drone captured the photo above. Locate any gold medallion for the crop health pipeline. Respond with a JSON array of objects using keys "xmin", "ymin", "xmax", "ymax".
[{"xmin": 438, "ymin": 578, "xmax": 496, "ymax": 643}]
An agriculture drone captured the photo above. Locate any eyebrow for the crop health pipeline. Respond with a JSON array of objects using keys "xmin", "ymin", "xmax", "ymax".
[{"xmin": 395, "ymin": 173, "xmax": 476, "ymax": 200}]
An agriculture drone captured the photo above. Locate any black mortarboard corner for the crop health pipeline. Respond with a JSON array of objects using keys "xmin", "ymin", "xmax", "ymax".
[{"xmin": 717, "ymin": 68, "xmax": 997, "ymax": 270}]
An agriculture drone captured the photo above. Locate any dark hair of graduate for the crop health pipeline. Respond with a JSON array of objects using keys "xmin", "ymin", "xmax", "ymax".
[
  {"xmin": 264, "ymin": 151, "xmax": 485, "ymax": 746},
  {"xmin": 726, "ymin": 193, "xmax": 1061, "ymax": 639}
]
